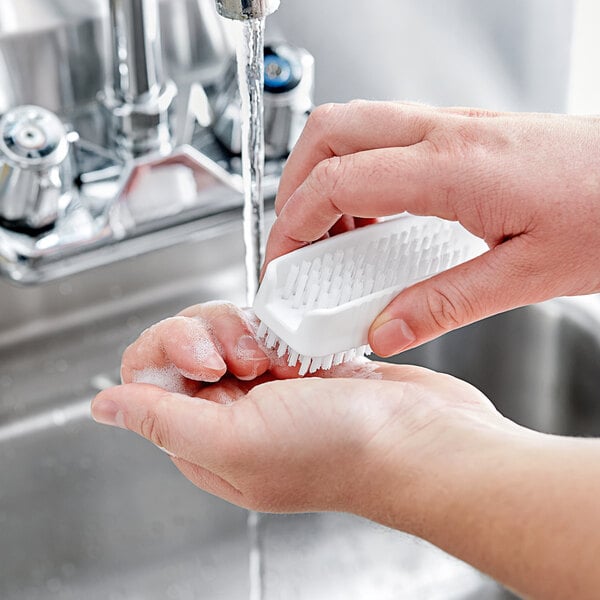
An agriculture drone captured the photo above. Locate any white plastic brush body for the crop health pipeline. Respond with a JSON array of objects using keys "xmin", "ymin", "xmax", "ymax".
[{"xmin": 254, "ymin": 215, "xmax": 487, "ymax": 376}]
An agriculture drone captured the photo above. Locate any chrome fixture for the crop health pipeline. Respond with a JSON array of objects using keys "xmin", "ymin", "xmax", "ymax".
[
  {"xmin": 102, "ymin": 0, "xmax": 178, "ymax": 157},
  {"xmin": 215, "ymin": 0, "xmax": 280, "ymax": 21},
  {"xmin": 0, "ymin": 0, "xmax": 312, "ymax": 284},
  {"xmin": 0, "ymin": 106, "xmax": 73, "ymax": 232},
  {"xmin": 213, "ymin": 43, "xmax": 314, "ymax": 158}
]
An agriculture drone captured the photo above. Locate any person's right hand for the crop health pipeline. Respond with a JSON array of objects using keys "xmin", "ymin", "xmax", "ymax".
[{"xmin": 264, "ymin": 101, "xmax": 600, "ymax": 356}]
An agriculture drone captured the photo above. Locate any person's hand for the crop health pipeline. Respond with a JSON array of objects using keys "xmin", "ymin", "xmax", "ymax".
[
  {"xmin": 91, "ymin": 301, "xmax": 506, "ymax": 525},
  {"xmin": 264, "ymin": 101, "xmax": 600, "ymax": 356},
  {"xmin": 91, "ymin": 301, "xmax": 600, "ymax": 600}
]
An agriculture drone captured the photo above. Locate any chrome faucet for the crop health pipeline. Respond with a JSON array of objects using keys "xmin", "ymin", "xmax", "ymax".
[
  {"xmin": 102, "ymin": 0, "xmax": 178, "ymax": 157},
  {"xmin": 0, "ymin": 0, "xmax": 313, "ymax": 283},
  {"xmin": 215, "ymin": 0, "xmax": 280, "ymax": 20}
]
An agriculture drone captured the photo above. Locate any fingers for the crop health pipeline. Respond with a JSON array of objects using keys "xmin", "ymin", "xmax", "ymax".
[
  {"xmin": 122, "ymin": 303, "xmax": 272, "ymax": 390},
  {"xmin": 275, "ymin": 101, "xmax": 435, "ymax": 215},
  {"xmin": 369, "ymin": 235, "xmax": 545, "ymax": 356},
  {"xmin": 265, "ymin": 145, "xmax": 460, "ymax": 266},
  {"xmin": 91, "ymin": 383, "xmax": 233, "ymax": 468},
  {"xmin": 178, "ymin": 303, "xmax": 271, "ymax": 381},
  {"xmin": 121, "ymin": 316, "xmax": 227, "ymax": 390}
]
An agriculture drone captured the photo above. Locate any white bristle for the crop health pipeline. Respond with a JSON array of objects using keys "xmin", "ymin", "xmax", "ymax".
[
  {"xmin": 358, "ymin": 345, "xmax": 369, "ymax": 357},
  {"xmin": 305, "ymin": 282, "xmax": 320, "ymax": 309},
  {"xmin": 298, "ymin": 356, "xmax": 311, "ymax": 376},
  {"xmin": 256, "ymin": 321, "xmax": 268, "ymax": 339},
  {"xmin": 277, "ymin": 340, "xmax": 288, "ymax": 358},
  {"xmin": 265, "ymin": 329, "xmax": 278, "ymax": 348},
  {"xmin": 322, "ymin": 354, "xmax": 334, "ymax": 370},
  {"xmin": 292, "ymin": 261, "xmax": 312, "ymax": 308},
  {"xmin": 282, "ymin": 264, "xmax": 300, "ymax": 300},
  {"xmin": 309, "ymin": 357, "xmax": 322, "ymax": 374},
  {"xmin": 333, "ymin": 352, "xmax": 345, "ymax": 366},
  {"xmin": 288, "ymin": 351, "xmax": 299, "ymax": 367}
]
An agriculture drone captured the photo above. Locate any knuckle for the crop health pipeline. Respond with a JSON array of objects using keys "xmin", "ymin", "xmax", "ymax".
[
  {"xmin": 426, "ymin": 282, "xmax": 475, "ymax": 331},
  {"xmin": 426, "ymin": 119, "xmax": 483, "ymax": 159},
  {"xmin": 139, "ymin": 408, "xmax": 168, "ymax": 448},
  {"xmin": 347, "ymin": 98, "xmax": 370, "ymax": 111},
  {"xmin": 310, "ymin": 155, "xmax": 346, "ymax": 200},
  {"xmin": 459, "ymin": 106, "xmax": 499, "ymax": 119},
  {"xmin": 306, "ymin": 102, "xmax": 342, "ymax": 135}
]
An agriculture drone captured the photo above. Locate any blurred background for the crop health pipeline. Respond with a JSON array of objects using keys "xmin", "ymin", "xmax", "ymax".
[{"xmin": 269, "ymin": 0, "xmax": 576, "ymax": 112}]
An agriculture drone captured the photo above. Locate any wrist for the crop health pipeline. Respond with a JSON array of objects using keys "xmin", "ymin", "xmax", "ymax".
[{"xmin": 352, "ymin": 386, "xmax": 533, "ymax": 537}]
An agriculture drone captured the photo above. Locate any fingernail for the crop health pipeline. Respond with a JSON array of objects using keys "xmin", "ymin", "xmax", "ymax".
[
  {"xmin": 91, "ymin": 398, "xmax": 127, "ymax": 429},
  {"xmin": 237, "ymin": 335, "xmax": 268, "ymax": 362},
  {"xmin": 204, "ymin": 351, "xmax": 227, "ymax": 371},
  {"xmin": 371, "ymin": 319, "xmax": 416, "ymax": 357}
]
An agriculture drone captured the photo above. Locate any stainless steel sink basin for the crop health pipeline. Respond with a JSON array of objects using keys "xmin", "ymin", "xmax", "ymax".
[{"xmin": 1, "ymin": 219, "xmax": 598, "ymax": 599}]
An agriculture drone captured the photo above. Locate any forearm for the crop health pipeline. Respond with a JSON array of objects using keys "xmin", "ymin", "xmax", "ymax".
[{"xmin": 368, "ymin": 423, "xmax": 600, "ymax": 599}]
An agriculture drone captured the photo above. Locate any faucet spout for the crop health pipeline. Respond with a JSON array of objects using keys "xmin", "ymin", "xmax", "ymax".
[
  {"xmin": 103, "ymin": 0, "xmax": 177, "ymax": 157},
  {"xmin": 215, "ymin": 0, "xmax": 280, "ymax": 21},
  {"xmin": 109, "ymin": 0, "xmax": 165, "ymax": 103}
]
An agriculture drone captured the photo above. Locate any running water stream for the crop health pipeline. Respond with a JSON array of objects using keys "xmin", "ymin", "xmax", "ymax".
[
  {"xmin": 237, "ymin": 18, "xmax": 266, "ymax": 306},
  {"xmin": 235, "ymin": 17, "xmax": 266, "ymax": 600}
]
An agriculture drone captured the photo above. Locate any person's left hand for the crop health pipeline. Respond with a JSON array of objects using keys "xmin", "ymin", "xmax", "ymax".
[{"xmin": 91, "ymin": 301, "xmax": 507, "ymax": 525}]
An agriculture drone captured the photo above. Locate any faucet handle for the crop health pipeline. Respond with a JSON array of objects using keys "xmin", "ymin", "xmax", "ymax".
[
  {"xmin": 212, "ymin": 43, "xmax": 314, "ymax": 159},
  {"xmin": 0, "ymin": 105, "xmax": 73, "ymax": 232}
]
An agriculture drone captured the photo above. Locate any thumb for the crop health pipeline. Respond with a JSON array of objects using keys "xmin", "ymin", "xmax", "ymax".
[
  {"xmin": 91, "ymin": 384, "xmax": 228, "ymax": 467},
  {"xmin": 368, "ymin": 238, "xmax": 542, "ymax": 356}
]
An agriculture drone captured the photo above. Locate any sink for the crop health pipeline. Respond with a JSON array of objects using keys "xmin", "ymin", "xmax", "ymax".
[
  {"xmin": 392, "ymin": 296, "xmax": 600, "ymax": 438},
  {"xmin": 1, "ymin": 218, "xmax": 598, "ymax": 599}
]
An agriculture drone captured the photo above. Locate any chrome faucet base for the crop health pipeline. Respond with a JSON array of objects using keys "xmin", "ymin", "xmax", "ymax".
[
  {"xmin": 100, "ymin": 79, "xmax": 178, "ymax": 158},
  {"xmin": 0, "ymin": 133, "xmax": 283, "ymax": 284},
  {"xmin": 0, "ymin": 0, "xmax": 306, "ymax": 285}
]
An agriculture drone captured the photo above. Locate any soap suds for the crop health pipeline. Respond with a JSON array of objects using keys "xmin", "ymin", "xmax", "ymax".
[
  {"xmin": 193, "ymin": 335, "xmax": 217, "ymax": 362},
  {"xmin": 132, "ymin": 365, "xmax": 188, "ymax": 394},
  {"xmin": 241, "ymin": 307, "xmax": 260, "ymax": 333},
  {"xmin": 321, "ymin": 357, "xmax": 383, "ymax": 380},
  {"xmin": 207, "ymin": 387, "xmax": 235, "ymax": 405}
]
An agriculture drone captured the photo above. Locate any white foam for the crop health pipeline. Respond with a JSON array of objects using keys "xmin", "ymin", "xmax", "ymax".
[
  {"xmin": 323, "ymin": 357, "xmax": 383, "ymax": 380},
  {"xmin": 132, "ymin": 365, "xmax": 188, "ymax": 394},
  {"xmin": 193, "ymin": 335, "xmax": 218, "ymax": 362},
  {"xmin": 209, "ymin": 388, "xmax": 235, "ymax": 405}
]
